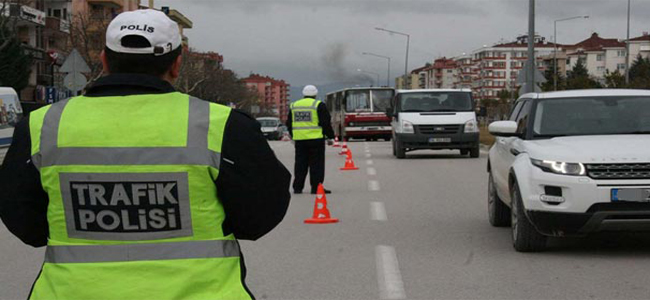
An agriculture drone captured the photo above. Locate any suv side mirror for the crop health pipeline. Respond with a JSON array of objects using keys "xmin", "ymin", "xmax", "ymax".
[{"xmin": 488, "ymin": 121, "xmax": 519, "ymax": 137}]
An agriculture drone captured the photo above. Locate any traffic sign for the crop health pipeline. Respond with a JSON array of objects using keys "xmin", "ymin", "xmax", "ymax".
[
  {"xmin": 516, "ymin": 61, "xmax": 547, "ymax": 84},
  {"xmin": 64, "ymin": 73, "xmax": 88, "ymax": 94},
  {"xmin": 60, "ymin": 49, "xmax": 91, "ymax": 73}
]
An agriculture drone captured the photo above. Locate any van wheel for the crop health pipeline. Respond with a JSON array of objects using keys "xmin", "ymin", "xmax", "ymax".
[
  {"xmin": 470, "ymin": 146, "xmax": 480, "ymax": 158},
  {"xmin": 460, "ymin": 149, "xmax": 469, "ymax": 156},
  {"xmin": 395, "ymin": 138, "xmax": 406, "ymax": 159},
  {"xmin": 511, "ymin": 181, "xmax": 547, "ymax": 252},
  {"xmin": 488, "ymin": 172, "xmax": 510, "ymax": 227}
]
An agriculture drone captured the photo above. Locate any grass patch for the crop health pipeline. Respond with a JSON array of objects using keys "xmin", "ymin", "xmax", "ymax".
[{"xmin": 479, "ymin": 125, "xmax": 495, "ymax": 146}]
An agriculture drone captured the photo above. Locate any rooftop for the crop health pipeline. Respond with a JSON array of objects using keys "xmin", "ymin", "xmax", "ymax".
[{"xmin": 397, "ymin": 89, "xmax": 472, "ymax": 94}]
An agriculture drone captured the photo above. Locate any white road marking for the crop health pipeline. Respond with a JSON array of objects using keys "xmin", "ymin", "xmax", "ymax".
[
  {"xmin": 370, "ymin": 202, "xmax": 387, "ymax": 221},
  {"xmin": 367, "ymin": 167, "xmax": 377, "ymax": 176},
  {"xmin": 366, "ymin": 160, "xmax": 374, "ymax": 165},
  {"xmin": 368, "ymin": 180, "xmax": 380, "ymax": 191},
  {"xmin": 366, "ymin": 153, "xmax": 372, "ymax": 158},
  {"xmin": 376, "ymin": 245, "xmax": 406, "ymax": 300},
  {"xmin": 365, "ymin": 149, "xmax": 371, "ymax": 153}
]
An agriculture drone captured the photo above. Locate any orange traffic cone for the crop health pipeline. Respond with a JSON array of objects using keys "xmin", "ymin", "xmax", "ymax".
[
  {"xmin": 340, "ymin": 149, "xmax": 359, "ymax": 171},
  {"xmin": 332, "ymin": 136, "xmax": 341, "ymax": 147},
  {"xmin": 338, "ymin": 142, "xmax": 348, "ymax": 155},
  {"xmin": 304, "ymin": 184, "xmax": 339, "ymax": 224}
]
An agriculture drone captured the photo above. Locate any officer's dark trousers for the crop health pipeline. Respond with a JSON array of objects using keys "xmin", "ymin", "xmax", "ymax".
[{"xmin": 293, "ymin": 139, "xmax": 325, "ymax": 193}]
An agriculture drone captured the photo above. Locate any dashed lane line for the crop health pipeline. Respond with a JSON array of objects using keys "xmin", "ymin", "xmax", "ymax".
[
  {"xmin": 366, "ymin": 160, "xmax": 374, "ymax": 165},
  {"xmin": 366, "ymin": 153, "xmax": 372, "ymax": 158},
  {"xmin": 368, "ymin": 180, "xmax": 381, "ymax": 191},
  {"xmin": 376, "ymin": 245, "xmax": 406, "ymax": 300},
  {"xmin": 367, "ymin": 167, "xmax": 377, "ymax": 176},
  {"xmin": 370, "ymin": 202, "xmax": 387, "ymax": 221}
]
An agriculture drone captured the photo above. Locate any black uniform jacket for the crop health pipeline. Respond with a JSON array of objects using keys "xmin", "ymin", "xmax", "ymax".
[{"xmin": 0, "ymin": 74, "xmax": 292, "ymax": 247}]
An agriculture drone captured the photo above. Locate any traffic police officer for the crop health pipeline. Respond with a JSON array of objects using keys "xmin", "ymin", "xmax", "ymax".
[
  {"xmin": 0, "ymin": 10, "xmax": 291, "ymax": 300},
  {"xmin": 286, "ymin": 85, "xmax": 335, "ymax": 194}
]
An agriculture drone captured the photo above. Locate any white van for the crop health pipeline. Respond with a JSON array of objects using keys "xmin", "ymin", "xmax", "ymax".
[
  {"xmin": 389, "ymin": 89, "xmax": 479, "ymax": 158},
  {"xmin": 256, "ymin": 117, "xmax": 284, "ymax": 140},
  {"xmin": 0, "ymin": 88, "xmax": 23, "ymax": 162}
]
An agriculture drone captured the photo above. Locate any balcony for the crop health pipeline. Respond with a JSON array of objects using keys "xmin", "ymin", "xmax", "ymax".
[{"xmin": 87, "ymin": 0, "xmax": 123, "ymax": 8}]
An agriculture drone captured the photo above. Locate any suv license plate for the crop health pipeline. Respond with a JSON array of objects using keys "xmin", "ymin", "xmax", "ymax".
[
  {"xmin": 611, "ymin": 188, "xmax": 650, "ymax": 202},
  {"xmin": 429, "ymin": 137, "xmax": 451, "ymax": 143}
]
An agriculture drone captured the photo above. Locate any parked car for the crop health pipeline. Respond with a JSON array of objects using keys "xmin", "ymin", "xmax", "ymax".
[
  {"xmin": 0, "ymin": 87, "xmax": 23, "ymax": 163},
  {"xmin": 388, "ymin": 89, "xmax": 480, "ymax": 158},
  {"xmin": 256, "ymin": 117, "xmax": 284, "ymax": 140},
  {"xmin": 487, "ymin": 89, "xmax": 650, "ymax": 252}
]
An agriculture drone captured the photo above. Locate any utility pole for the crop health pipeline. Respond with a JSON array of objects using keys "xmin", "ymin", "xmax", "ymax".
[
  {"xmin": 526, "ymin": 0, "xmax": 535, "ymax": 93},
  {"xmin": 149, "ymin": 0, "xmax": 154, "ymax": 9},
  {"xmin": 362, "ymin": 52, "xmax": 391, "ymax": 87},
  {"xmin": 625, "ymin": 0, "xmax": 631, "ymax": 85}
]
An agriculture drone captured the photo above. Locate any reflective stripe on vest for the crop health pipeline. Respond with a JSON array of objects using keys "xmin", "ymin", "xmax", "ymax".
[
  {"xmin": 31, "ymin": 97, "xmax": 220, "ymax": 169},
  {"xmin": 45, "ymin": 240, "xmax": 240, "ymax": 263},
  {"xmin": 291, "ymin": 98, "xmax": 323, "ymax": 140}
]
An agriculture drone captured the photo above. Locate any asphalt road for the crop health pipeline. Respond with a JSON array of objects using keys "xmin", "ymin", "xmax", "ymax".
[{"xmin": 4, "ymin": 141, "xmax": 650, "ymax": 299}]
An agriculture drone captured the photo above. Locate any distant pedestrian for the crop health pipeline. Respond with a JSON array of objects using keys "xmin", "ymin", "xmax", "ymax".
[
  {"xmin": 286, "ymin": 85, "xmax": 335, "ymax": 194},
  {"xmin": 0, "ymin": 9, "xmax": 290, "ymax": 300}
]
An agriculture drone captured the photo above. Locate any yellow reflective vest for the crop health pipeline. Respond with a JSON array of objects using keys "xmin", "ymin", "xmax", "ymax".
[
  {"xmin": 290, "ymin": 98, "xmax": 324, "ymax": 140},
  {"xmin": 27, "ymin": 92, "xmax": 251, "ymax": 300}
]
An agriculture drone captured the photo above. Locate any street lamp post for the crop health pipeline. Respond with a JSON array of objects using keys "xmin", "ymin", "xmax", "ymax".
[
  {"xmin": 362, "ymin": 52, "xmax": 391, "ymax": 87},
  {"xmin": 375, "ymin": 27, "xmax": 410, "ymax": 89},
  {"xmin": 553, "ymin": 15, "xmax": 589, "ymax": 91},
  {"xmin": 626, "ymin": 0, "xmax": 631, "ymax": 85},
  {"xmin": 357, "ymin": 69, "xmax": 380, "ymax": 87}
]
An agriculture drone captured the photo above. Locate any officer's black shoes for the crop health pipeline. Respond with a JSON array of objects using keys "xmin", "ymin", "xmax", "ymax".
[{"xmin": 311, "ymin": 189, "xmax": 332, "ymax": 194}]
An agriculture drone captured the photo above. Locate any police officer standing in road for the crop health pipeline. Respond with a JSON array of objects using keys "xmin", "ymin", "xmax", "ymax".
[
  {"xmin": 0, "ymin": 10, "xmax": 290, "ymax": 300},
  {"xmin": 286, "ymin": 85, "xmax": 335, "ymax": 194}
]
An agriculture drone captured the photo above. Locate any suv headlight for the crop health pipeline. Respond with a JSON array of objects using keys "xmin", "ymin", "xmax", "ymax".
[
  {"xmin": 401, "ymin": 120, "xmax": 414, "ymax": 134},
  {"xmin": 464, "ymin": 119, "xmax": 479, "ymax": 133},
  {"xmin": 531, "ymin": 159, "xmax": 586, "ymax": 176}
]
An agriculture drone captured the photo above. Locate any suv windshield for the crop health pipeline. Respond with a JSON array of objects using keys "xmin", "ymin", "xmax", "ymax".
[
  {"xmin": 258, "ymin": 119, "xmax": 279, "ymax": 127},
  {"xmin": 399, "ymin": 92, "xmax": 473, "ymax": 112},
  {"xmin": 533, "ymin": 96, "xmax": 650, "ymax": 137}
]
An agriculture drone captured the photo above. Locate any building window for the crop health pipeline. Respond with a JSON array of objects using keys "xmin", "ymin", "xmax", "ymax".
[
  {"xmin": 617, "ymin": 50, "xmax": 627, "ymax": 57},
  {"xmin": 597, "ymin": 66, "xmax": 605, "ymax": 72},
  {"xmin": 618, "ymin": 63, "xmax": 626, "ymax": 71},
  {"xmin": 596, "ymin": 54, "xmax": 604, "ymax": 61}
]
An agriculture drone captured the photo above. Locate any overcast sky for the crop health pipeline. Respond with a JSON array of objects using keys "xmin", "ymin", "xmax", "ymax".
[{"xmin": 144, "ymin": 0, "xmax": 650, "ymax": 95}]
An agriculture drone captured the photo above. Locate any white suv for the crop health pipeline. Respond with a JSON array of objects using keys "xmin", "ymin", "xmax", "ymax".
[{"xmin": 487, "ymin": 89, "xmax": 650, "ymax": 252}]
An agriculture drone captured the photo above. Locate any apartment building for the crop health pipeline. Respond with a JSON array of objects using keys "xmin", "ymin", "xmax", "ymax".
[
  {"xmin": 629, "ymin": 32, "xmax": 650, "ymax": 60},
  {"xmin": 454, "ymin": 54, "xmax": 476, "ymax": 90},
  {"xmin": 470, "ymin": 35, "xmax": 555, "ymax": 100},
  {"xmin": 565, "ymin": 33, "xmax": 626, "ymax": 81},
  {"xmin": 425, "ymin": 57, "xmax": 458, "ymax": 89},
  {"xmin": 243, "ymin": 74, "xmax": 291, "ymax": 122}
]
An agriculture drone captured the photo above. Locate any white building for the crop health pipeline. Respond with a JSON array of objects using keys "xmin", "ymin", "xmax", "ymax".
[{"xmin": 565, "ymin": 33, "xmax": 627, "ymax": 81}]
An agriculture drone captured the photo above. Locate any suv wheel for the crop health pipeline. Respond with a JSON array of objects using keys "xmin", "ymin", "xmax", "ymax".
[
  {"xmin": 469, "ymin": 145, "xmax": 480, "ymax": 158},
  {"xmin": 511, "ymin": 181, "xmax": 547, "ymax": 252},
  {"xmin": 488, "ymin": 172, "xmax": 510, "ymax": 227},
  {"xmin": 460, "ymin": 149, "xmax": 469, "ymax": 156}
]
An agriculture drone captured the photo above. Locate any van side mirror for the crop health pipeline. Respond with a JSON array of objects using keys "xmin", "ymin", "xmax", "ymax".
[
  {"xmin": 488, "ymin": 121, "xmax": 519, "ymax": 137},
  {"xmin": 385, "ymin": 107, "xmax": 393, "ymax": 118}
]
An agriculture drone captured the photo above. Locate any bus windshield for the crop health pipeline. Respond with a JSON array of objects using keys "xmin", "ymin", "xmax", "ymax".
[
  {"xmin": 372, "ymin": 90, "xmax": 393, "ymax": 112},
  {"xmin": 346, "ymin": 90, "xmax": 371, "ymax": 112},
  {"xmin": 0, "ymin": 93, "xmax": 22, "ymax": 130},
  {"xmin": 399, "ymin": 92, "xmax": 473, "ymax": 112}
]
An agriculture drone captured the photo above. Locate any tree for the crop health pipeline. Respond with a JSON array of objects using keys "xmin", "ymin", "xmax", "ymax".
[
  {"xmin": 0, "ymin": 0, "xmax": 33, "ymax": 91},
  {"xmin": 68, "ymin": 12, "xmax": 109, "ymax": 81},
  {"xmin": 629, "ymin": 55, "xmax": 650, "ymax": 89},
  {"xmin": 175, "ymin": 50, "xmax": 259, "ymax": 111},
  {"xmin": 566, "ymin": 59, "xmax": 602, "ymax": 90},
  {"xmin": 541, "ymin": 63, "xmax": 565, "ymax": 91},
  {"xmin": 604, "ymin": 70, "xmax": 626, "ymax": 88}
]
